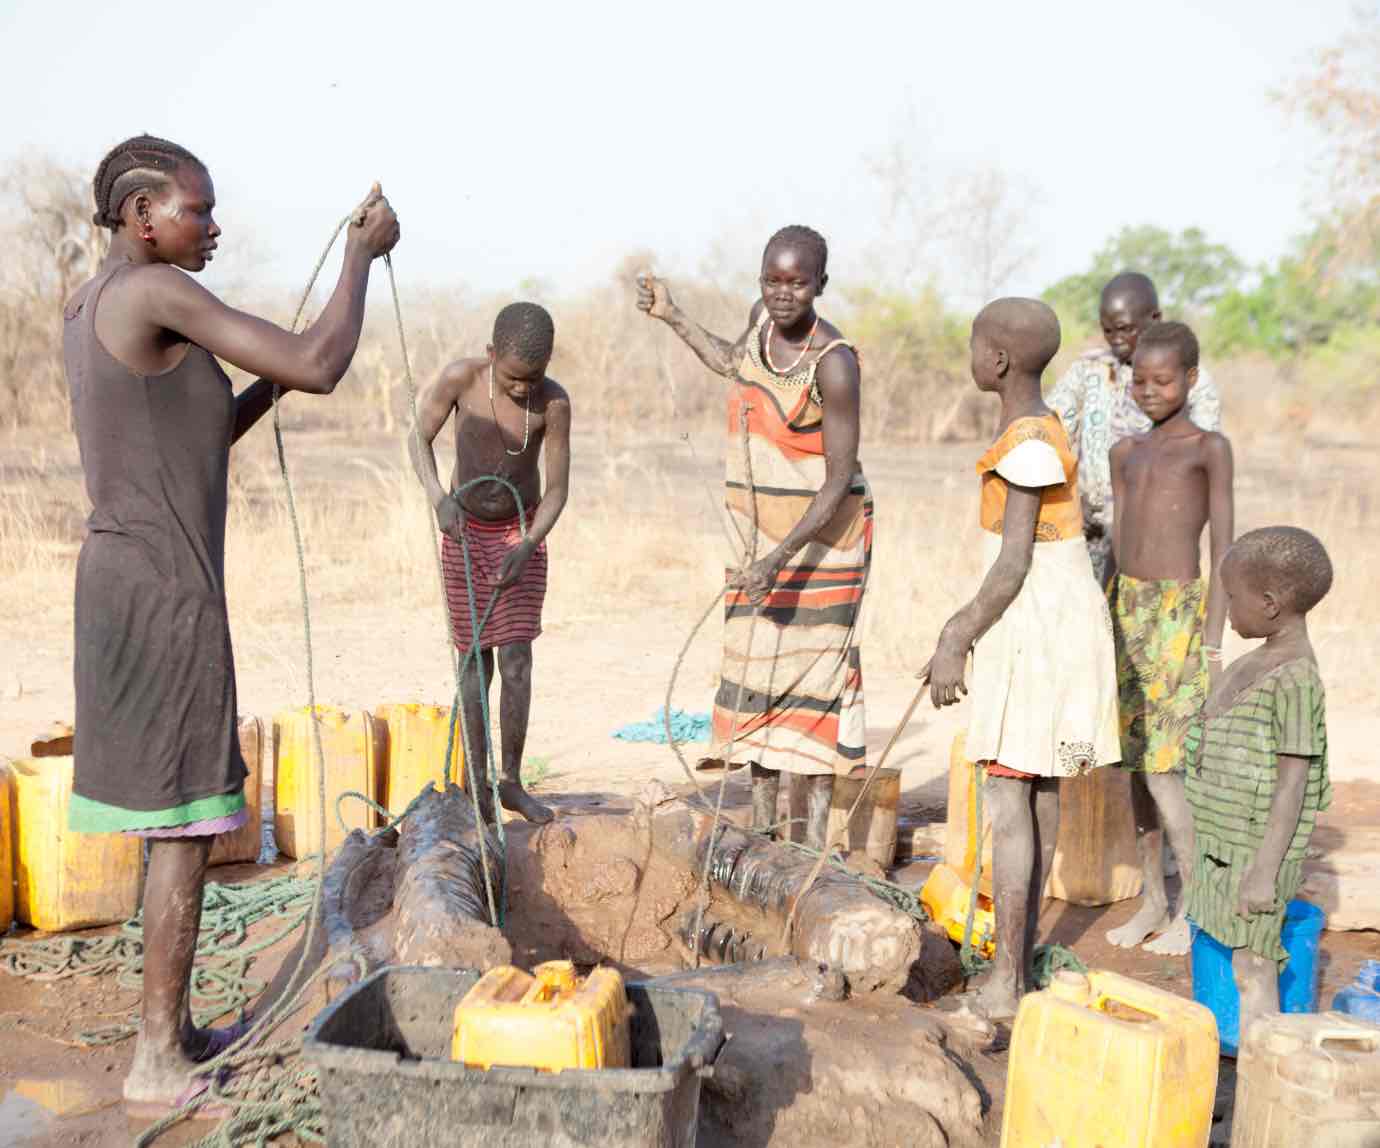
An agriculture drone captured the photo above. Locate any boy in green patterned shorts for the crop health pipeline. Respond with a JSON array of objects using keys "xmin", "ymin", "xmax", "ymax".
[
  {"xmin": 1183, "ymin": 527, "xmax": 1332, "ymax": 1039},
  {"xmin": 1105, "ymin": 322, "xmax": 1234, "ymax": 956}
]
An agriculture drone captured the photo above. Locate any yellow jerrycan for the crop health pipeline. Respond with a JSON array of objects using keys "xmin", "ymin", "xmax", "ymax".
[
  {"xmin": 273, "ymin": 705, "xmax": 382, "ymax": 860},
  {"xmin": 1002, "ymin": 969, "xmax": 1218, "ymax": 1148},
  {"xmin": 944, "ymin": 732, "xmax": 1142, "ymax": 905},
  {"xmin": 374, "ymin": 703, "xmax": 465, "ymax": 819},
  {"xmin": 452, "ymin": 960, "xmax": 630, "ymax": 1072},
  {"xmin": 4, "ymin": 754, "xmax": 142, "ymax": 932},
  {"xmin": 209, "ymin": 717, "xmax": 264, "ymax": 867},
  {"xmin": 1231, "ymin": 1012, "xmax": 1380, "ymax": 1147},
  {"xmin": 920, "ymin": 860, "xmax": 995, "ymax": 958}
]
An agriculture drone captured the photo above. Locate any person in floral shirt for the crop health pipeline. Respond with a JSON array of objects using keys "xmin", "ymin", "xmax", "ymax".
[{"xmin": 1047, "ymin": 272, "xmax": 1222, "ymax": 585}]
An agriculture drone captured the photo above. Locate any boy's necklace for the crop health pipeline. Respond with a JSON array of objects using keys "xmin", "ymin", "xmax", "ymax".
[
  {"xmin": 765, "ymin": 317, "xmax": 819, "ymax": 374},
  {"xmin": 489, "ymin": 363, "xmax": 531, "ymax": 456}
]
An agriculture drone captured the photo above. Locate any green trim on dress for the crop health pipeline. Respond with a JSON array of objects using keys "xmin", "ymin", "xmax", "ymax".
[{"xmin": 68, "ymin": 789, "xmax": 246, "ymax": 834}]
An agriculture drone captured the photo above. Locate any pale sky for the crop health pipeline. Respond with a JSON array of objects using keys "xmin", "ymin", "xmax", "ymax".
[{"xmin": 0, "ymin": 0, "xmax": 1357, "ymax": 302}]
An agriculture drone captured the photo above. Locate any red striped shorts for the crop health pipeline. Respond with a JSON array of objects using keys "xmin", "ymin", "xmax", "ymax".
[{"xmin": 441, "ymin": 511, "xmax": 547, "ymax": 652}]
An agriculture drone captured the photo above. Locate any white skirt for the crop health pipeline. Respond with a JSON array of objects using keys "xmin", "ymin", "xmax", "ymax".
[{"xmin": 966, "ymin": 533, "xmax": 1121, "ymax": 778}]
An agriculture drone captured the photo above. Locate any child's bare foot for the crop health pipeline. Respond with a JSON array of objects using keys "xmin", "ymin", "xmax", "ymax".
[
  {"xmin": 499, "ymin": 780, "xmax": 553, "ymax": 824},
  {"xmin": 1106, "ymin": 899, "xmax": 1172, "ymax": 949},
  {"xmin": 1144, "ymin": 914, "xmax": 1192, "ymax": 956}
]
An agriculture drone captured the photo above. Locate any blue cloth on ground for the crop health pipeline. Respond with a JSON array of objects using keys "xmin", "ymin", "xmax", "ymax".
[{"xmin": 612, "ymin": 708, "xmax": 711, "ymax": 744}]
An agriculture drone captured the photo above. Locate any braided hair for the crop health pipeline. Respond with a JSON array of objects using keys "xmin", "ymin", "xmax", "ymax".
[
  {"xmin": 492, "ymin": 302, "xmax": 555, "ymax": 366},
  {"xmin": 764, "ymin": 225, "xmax": 828, "ymax": 279},
  {"xmin": 91, "ymin": 135, "xmax": 205, "ymax": 231}
]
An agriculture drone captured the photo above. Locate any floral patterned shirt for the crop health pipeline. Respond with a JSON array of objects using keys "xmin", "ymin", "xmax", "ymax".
[{"xmin": 1047, "ymin": 347, "xmax": 1222, "ymax": 537}]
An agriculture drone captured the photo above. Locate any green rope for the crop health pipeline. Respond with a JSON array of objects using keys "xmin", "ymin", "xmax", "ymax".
[
  {"xmin": 959, "ymin": 763, "xmax": 987, "ymax": 975},
  {"xmin": 769, "ymin": 835, "xmax": 931, "ymax": 924},
  {"xmin": 438, "ymin": 472, "xmax": 530, "ymax": 929},
  {"xmin": 1032, "ymin": 942, "xmax": 1087, "ymax": 988},
  {"xmin": 0, "ymin": 875, "xmax": 316, "ymax": 1046},
  {"xmin": 949, "ymin": 764, "xmax": 1083, "ymax": 985},
  {"xmin": 134, "ymin": 231, "xmax": 513, "ymax": 1145}
]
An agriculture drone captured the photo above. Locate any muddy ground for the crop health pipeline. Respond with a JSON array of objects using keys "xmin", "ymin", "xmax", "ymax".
[{"xmin": 1, "ymin": 776, "xmax": 1376, "ymax": 1147}]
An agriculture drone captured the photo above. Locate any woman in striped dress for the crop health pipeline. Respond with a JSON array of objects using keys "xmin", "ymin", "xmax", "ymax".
[{"xmin": 637, "ymin": 226, "xmax": 869, "ymax": 850}]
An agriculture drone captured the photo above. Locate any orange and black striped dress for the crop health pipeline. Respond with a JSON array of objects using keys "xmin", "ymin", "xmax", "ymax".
[{"xmin": 712, "ymin": 312, "xmax": 872, "ymax": 777}]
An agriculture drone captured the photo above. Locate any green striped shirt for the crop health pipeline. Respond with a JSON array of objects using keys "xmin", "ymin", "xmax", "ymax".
[{"xmin": 1183, "ymin": 657, "xmax": 1329, "ymax": 960}]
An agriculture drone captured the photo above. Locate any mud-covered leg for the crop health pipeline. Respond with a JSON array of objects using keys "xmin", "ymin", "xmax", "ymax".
[
  {"xmin": 969, "ymin": 775, "xmax": 1034, "ymax": 1020},
  {"xmin": 1025, "ymin": 777, "xmax": 1061, "ymax": 977},
  {"xmin": 805, "ymin": 775, "xmax": 834, "ymax": 853},
  {"xmin": 750, "ymin": 764, "xmax": 780, "ymax": 836},
  {"xmin": 495, "ymin": 641, "xmax": 552, "ymax": 824},
  {"xmin": 1143, "ymin": 772, "xmax": 1196, "ymax": 955},
  {"xmin": 1233, "ymin": 948, "xmax": 1279, "ymax": 1048},
  {"xmin": 461, "ymin": 647, "xmax": 498, "ymax": 822},
  {"xmin": 1107, "ymin": 770, "xmax": 1173, "ymax": 948},
  {"xmin": 125, "ymin": 837, "xmax": 216, "ymax": 1109}
]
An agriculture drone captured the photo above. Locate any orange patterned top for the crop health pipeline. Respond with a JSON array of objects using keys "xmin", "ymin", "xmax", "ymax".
[{"xmin": 976, "ymin": 414, "xmax": 1084, "ymax": 542}]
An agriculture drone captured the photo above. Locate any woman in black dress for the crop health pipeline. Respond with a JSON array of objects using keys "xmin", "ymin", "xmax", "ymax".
[{"xmin": 64, "ymin": 135, "xmax": 398, "ymax": 1115}]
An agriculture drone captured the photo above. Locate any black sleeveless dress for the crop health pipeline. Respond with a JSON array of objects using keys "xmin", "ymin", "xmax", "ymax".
[{"xmin": 63, "ymin": 264, "xmax": 246, "ymax": 828}]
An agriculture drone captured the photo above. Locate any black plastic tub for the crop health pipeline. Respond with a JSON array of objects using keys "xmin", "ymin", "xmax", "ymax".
[{"xmin": 303, "ymin": 966, "xmax": 724, "ymax": 1148}]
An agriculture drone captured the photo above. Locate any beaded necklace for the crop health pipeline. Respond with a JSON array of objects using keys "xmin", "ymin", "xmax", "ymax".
[
  {"xmin": 489, "ymin": 362, "xmax": 532, "ymax": 456},
  {"xmin": 764, "ymin": 316, "xmax": 819, "ymax": 375}
]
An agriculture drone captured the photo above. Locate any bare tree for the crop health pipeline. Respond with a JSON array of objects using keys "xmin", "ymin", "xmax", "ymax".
[
  {"xmin": 862, "ymin": 102, "xmax": 947, "ymax": 292},
  {"xmin": 0, "ymin": 156, "xmax": 106, "ymax": 305},
  {"xmin": 1278, "ymin": 7, "xmax": 1380, "ymax": 278},
  {"xmin": 863, "ymin": 104, "xmax": 1040, "ymax": 306},
  {"xmin": 944, "ymin": 167, "xmax": 1039, "ymax": 307}
]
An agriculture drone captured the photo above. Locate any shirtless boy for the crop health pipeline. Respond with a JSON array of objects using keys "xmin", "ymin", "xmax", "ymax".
[
  {"xmin": 1107, "ymin": 320, "xmax": 1233, "ymax": 955},
  {"xmin": 410, "ymin": 303, "xmax": 571, "ymax": 825},
  {"xmin": 1047, "ymin": 272, "xmax": 1222, "ymax": 586}
]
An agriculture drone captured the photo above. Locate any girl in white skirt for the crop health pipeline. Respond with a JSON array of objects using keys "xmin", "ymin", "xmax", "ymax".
[{"xmin": 922, "ymin": 298, "xmax": 1120, "ymax": 1020}]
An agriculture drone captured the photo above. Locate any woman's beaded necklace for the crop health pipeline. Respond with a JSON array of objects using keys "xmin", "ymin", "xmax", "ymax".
[{"xmin": 764, "ymin": 316, "xmax": 819, "ymax": 375}]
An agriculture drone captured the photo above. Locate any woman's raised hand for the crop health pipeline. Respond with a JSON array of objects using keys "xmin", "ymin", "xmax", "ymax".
[
  {"xmin": 349, "ymin": 182, "xmax": 401, "ymax": 259},
  {"xmin": 635, "ymin": 273, "xmax": 675, "ymax": 320}
]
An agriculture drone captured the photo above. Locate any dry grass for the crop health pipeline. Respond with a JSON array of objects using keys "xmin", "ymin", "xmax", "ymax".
[{"xmin": 4, "ymin": 412, "xmax": 1374, "ymax": 715}]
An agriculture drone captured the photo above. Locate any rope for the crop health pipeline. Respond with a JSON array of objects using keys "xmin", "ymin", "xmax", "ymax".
[
  {"xmin": 776, "ymin": 674, "xmax": 922, "ymax": 948},
  {"xmin": 770, "ymin": 835, "xmax": 931, "ymax": 923},
  {"xmin": 959, "ymin": 763, "xmax": 987, "ymax": 975},
  {"xmin": 4, "ymin": 213, "xmax": 525, "ymax": 1145},
  {"xmin": 688, "ymin": 403, "xmax": 761, "ymax": 969},
  {"xmin": 0, "ymin": 875, "xmax": 316, "ymax": 1046},
  {"xmin": 949, "ymin": 763, "xmax": 1084, "ymax": 985},
  {"xmin": 389, "ymin": 249, "xmax": 520, "ymax": 928},
  {"xmin": 126, "ymin": 215, "xmax": 363, "ymax": 1147}
]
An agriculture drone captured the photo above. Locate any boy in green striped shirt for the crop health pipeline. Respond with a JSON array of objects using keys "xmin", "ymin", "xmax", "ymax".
[{"xmin": 1183, "ymin": 526, "xmax": 1332, "ymax": 1039}]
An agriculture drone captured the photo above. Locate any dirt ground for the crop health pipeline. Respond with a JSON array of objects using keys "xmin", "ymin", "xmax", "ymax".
[{"xmin": 2, "ymin": 429, "xmax": 1378, "ymax": 1145}]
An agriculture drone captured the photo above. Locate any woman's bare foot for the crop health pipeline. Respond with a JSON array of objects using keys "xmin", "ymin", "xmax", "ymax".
[
  {"xmin": 1144, "ymin": 914, "xmax": 1192, "ymax": 956},
  {"xmin": 499, "ymin": 780, "xmax": 553, "ymax": 824},
  {"xmin": 1106, "ymin": 898, "xmax": 1172, "ymax": 949},
  {"xmin": 123, "ymin": 1039, "xmax": 225, "ymax": 1119}
]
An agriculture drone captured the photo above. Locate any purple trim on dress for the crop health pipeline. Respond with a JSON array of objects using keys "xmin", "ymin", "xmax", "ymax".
[{"xmin": 124, "ymin": 807, "xmax": 251, "ymax": 840}]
